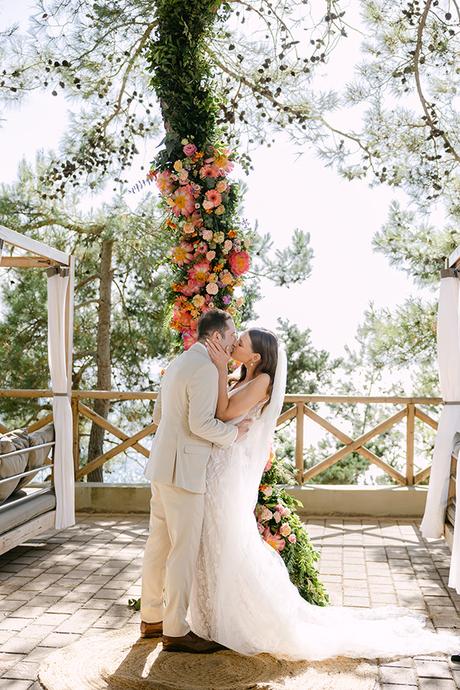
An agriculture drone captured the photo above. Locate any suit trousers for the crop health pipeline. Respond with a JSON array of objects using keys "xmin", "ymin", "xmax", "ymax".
[{"xmin": 140, "ymin": 480, "xmax": 205, "ymax": 637}]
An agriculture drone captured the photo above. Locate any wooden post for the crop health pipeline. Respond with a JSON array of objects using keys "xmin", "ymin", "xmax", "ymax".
[
  {"xmin": 72, "ymin": 398, "xmax": 80, "ymax": 478},
  {"xmin": 295, "ymin": 402, "xmax": 304, "ymax": 485},
  {"xmin": 65, "ymin": 257, "xmax": 76, "ymax": 482},
  {"xmin": 406, "ymin": 403, "xmax": 415, "ymax": 485},
  {"xmin": 65, "ymin": 256, "xmax": 75, "ymax": 397}
]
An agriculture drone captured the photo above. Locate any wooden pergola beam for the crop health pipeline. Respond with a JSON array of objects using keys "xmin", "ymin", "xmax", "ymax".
[
  {"xmin": 0, "ymin": 225, "xmax": 70, "ymax": 266},
  {"xmin": 0, "ymin": 257, "xmax": 61, "ymax": 269}
]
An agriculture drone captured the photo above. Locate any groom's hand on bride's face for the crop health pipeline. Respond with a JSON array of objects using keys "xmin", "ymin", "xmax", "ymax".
[{"xmin": 236, "ymin": 419, "xmax": 252, "ymax": 441}]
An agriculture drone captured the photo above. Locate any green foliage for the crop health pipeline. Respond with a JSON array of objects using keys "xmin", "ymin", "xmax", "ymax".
[
  {"xmin": 145, "ymin": 0, "xmax": 228, "ymax": 166},
  {"xmin": 0, "ymin": 0, "xmax": 348, "ymax": 195},
  {"xmin": 373, "ymin": 201, "xmax": 460, "ymax": 286},
  {"xmin": 0, "ymin": 270, "xmax": 48, "ymax": 425},
  {"xmin": 0, "ymin": 157, "xmax": 175, "ymax": 429},
  {"xmin": 358, "ymin": 298, "xmax": 438, "ymax": 379},
  {"xmin": 250, "ymin": 230, "xmax": 314, "ymax": 287}
]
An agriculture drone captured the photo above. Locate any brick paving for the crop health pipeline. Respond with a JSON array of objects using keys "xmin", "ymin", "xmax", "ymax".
[{"xmin": 0, "ymin": 515, "xmax": 458, "ymax": 688}]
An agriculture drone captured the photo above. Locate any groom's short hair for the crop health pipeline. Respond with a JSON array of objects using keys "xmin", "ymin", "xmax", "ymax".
[{"xmin": 197, "ymin": 309, "xmax": 232, "ymax": 340}]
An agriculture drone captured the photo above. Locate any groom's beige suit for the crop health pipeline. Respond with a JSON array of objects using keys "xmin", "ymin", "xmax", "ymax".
[{"xmin": 141, "ymin": 342, "xmax": 238, "ymax": 636}]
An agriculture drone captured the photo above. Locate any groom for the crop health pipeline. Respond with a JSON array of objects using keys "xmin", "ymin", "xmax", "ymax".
[{"xmin": 140, "ymin": 309, "xmax": 248, "ymax": 653}]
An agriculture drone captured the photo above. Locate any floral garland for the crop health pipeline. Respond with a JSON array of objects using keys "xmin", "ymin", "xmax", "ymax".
[
  {"xmin": 149, "ymin": 138, "xmax": 250, "ymax": 348},
  {"xmin": 256, "ymin": 450, "xmax": 330, "ymax": 606}
]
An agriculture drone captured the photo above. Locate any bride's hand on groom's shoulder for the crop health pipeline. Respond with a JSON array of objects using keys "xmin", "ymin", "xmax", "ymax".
[{"xmin": 205, "ymin": 339, "xmax": 230, "ymax": 370}]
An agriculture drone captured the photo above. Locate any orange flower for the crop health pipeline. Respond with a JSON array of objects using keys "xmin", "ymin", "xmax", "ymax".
[{"xmin": 229, "ymin": 250, "xmax": 250, "ymax": 276}]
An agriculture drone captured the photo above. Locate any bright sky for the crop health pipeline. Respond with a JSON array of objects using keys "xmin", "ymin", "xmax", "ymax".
[{"xmin": 0, "ymin": 1, "xmax": 422, "ymax": 361}]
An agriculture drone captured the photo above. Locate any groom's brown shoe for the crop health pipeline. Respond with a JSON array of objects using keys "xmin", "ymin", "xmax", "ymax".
[
  {"xmin": 162, "ymin": 631, "xmax": 227, "ymax": 654},
  {"xmin": 140, "ymin": 620, "xmax": 163, "ymax": 638}
]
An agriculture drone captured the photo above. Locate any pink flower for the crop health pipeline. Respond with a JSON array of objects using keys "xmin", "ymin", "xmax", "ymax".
[
  {"xmin": 188, "ymin": 261, "xmax": 210, "ymax": 285},
  {"xmin": 183, "ymin": 143, "xmax": 197, "ymax": 157},
  {"xmin": 288, "ymin": 534, "xmax": 297, "ymax": 544},
  {"xmin": 219, "ymin": 270, "xmax": 234, "ymax": 286},
  {"xmin": 279, "ymin": 523, "xmax": 292, "ymax": 537},
  {"xmin": 202, "ymin": 229, "xmax": 213, "ymax": 241},
  {"xmin": 264, "ymin": 530, "xmax": 286, "ymax": 552},
  {"xmin": 205, "ymin": 189, "xmax": 222, "ymax": 208},
  {"xmin": 273, "ymin": 511, "xmax": 281, "ymax": 524},
  {"xmin": 257, "ymin": 522, "xmax": 264, "ymax": 535},
  {"xmin": 156, "ymin": 170, "xmax": 174, "ymax": 195},
  {"xmin": 180, "ymin": 278, "xmax": 202, "ymax": 296},
  {"xmin": 169, "ymin": 186, "xmax": 195, "ymax": 217},
  {"xmin": 171, "ymin": 243, "xmax": 193, "ymax": 266},
  {"xmin": 194, "ymin": 241, "xmax": 208, "ymax": 255},
  {"xmin": 199, "ymin": 164, "xmax": 220, "ymax": 179},
  {"xmin": 229, "ymin": 250, "xmax": 250, "ymax": 276},
  {"xmin": 190, "ymin": 183, "xmax": 202, "ymax": 198},
  {"xmin": 206, "ymin": 282, "xmax": 218, "ymax": 295},
  {"xmin": 206, "ymin": 250, "xmax": 216, "ymax": 261},
  {"xmin": 223, "ymin": 295, "xmax": 231, "ymax": 305},
  {"xmin": 260, "ymin": 506, "xmax": 273, "ymax": 523},
  {"xmin": 190, "ymin": 212, "xmax": 203, "ymax": 228}
]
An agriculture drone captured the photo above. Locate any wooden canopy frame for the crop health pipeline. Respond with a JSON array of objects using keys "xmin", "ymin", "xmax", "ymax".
[
  {"xmin": 0, "ymin": 225, "xmax": 75, "ymax": 393},
  {"xmin": 0, "ymin": 225, "xmax": 76, "ymax": 552}
]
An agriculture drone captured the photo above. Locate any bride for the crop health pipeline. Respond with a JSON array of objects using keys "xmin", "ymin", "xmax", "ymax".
[{"xmin": 187, "ymin": 327, "xmax": 459, "ymax": 660}]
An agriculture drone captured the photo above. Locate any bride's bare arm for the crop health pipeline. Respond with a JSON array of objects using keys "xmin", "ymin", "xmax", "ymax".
[{"xmin": 206, "ymin": 340, "xmax": 270, "ymax": 421}]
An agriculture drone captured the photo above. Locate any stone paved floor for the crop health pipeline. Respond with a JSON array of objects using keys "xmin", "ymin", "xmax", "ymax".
[{"xmin": 0, "ymin": 515, "xmax": 459, "ymax": 689}]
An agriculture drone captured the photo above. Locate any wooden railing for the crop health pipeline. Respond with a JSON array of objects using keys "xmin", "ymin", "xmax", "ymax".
[{"xmin": 0, "ymin": 390, "xmax": 444, "ymax": 485}]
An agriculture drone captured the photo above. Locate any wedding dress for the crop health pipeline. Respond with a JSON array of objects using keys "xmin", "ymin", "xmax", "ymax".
[{"xmin": 187, "ymin": 348, "xmax": 459, "ymax": 660}]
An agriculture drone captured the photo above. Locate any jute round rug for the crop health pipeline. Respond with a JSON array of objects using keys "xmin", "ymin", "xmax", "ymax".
[{"xmin": 38, "ymin": 627, "xmax": 378, "ymax": 690}]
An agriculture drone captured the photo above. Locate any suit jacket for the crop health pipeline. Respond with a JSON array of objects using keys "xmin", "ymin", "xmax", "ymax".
[{"xmin": 143, "ymin": 342, "xmax": 238, "ymax": 493}]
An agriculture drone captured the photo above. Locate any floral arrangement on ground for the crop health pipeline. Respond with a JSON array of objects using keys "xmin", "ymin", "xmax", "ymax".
[{"xmin": 256, "ymin": 449, "xmax": 330, "ymax": 606}]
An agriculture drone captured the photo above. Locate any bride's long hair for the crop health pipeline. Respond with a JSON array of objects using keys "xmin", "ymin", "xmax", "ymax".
[{"xmin": 235, "ymin": 328, "xmax": 279, "ymax": 406}]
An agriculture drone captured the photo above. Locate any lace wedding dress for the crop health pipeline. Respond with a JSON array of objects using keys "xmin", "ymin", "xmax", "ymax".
[{"xmin": 187, "ymin": 348, "xmax": 459, "ymax": 660}]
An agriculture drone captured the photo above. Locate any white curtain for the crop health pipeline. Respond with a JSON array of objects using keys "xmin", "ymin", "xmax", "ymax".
[
  {"xmin": 420, "ymin": 274, "xmax": 460, "ymax": 593},
  {"xmin": 47, "ymin": 269, "xmax": 75, "ymax": 529}
]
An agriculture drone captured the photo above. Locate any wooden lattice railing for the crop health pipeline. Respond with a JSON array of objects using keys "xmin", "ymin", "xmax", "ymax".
[{"xmin": 0, "ymin": 390, "xmax": 445, "ymax": 485}]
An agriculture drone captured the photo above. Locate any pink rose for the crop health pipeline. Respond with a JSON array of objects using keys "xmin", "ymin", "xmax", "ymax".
[
  {"xmin": 206, "ymin": 282, "xmax": 218, "ymax": 295},
  {"xmin": 288, "ymin": 534, "xmax": 297, "ymax": 544},
  {"xmin": 273, "ymin": 511, "xmax": 281, "ymax": 523},
  {"xmin": 183, "ymin": 143, "xmax": 197, "ymax": 157},
  {"xmin": 279, "ymin": 523, "xmax": 292, "ymax": 537},
  {"xmin": 260, "ymin": 506, "xmax": 273, "ymax": 523}
]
